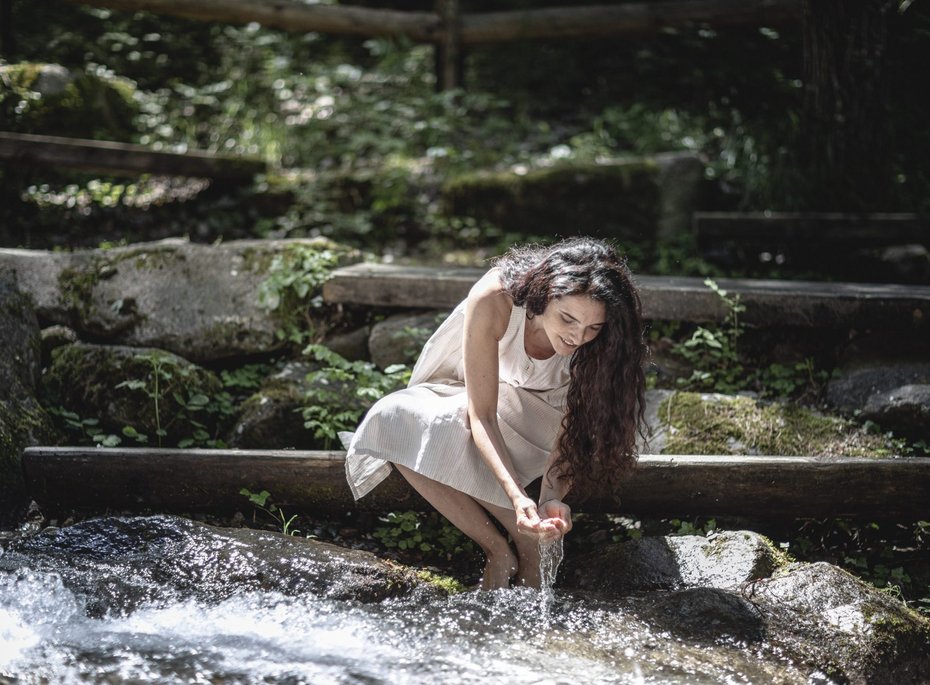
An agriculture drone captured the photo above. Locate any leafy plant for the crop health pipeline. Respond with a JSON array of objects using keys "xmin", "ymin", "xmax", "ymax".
[
  {"xmin": 258, "ymin": 245, "xmax": 342, "ymax": 346},
  {"xmin": 673, "ymin": 278, "xmax": 747, "ymax": 393},
  {"xmin": 115, "ymin": 351, "xmax": 232, "ymax": 448},
  {"xmin": 299, "ymin": 344, "xmax": 409, "ymax": 448},
  {"xmin": 46, "ymin": 406, "xmax": 128, "ymax": 447},
  {"xmin": 373, "ymin": 510, "xmax": 476, "ymax": 560},
  {"xmin": 240, "ymin": 488, "xmax": 300, "ymax": 536}
]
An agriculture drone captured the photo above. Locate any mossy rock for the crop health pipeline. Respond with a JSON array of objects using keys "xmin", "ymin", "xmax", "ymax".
[
  {"xmin": 41, "ymin": 342, "xmax": 226, "ymax": 447},
  {"xmin": 657, "ymin": 391, "xmax": 891, "ymax": 456},
  {"xmin": 0, "ymin": 63, "xmax": 138, "ymax": 140},
  {"xmin": 441, "ymin": 159, "xmax": 660, "ymax": 244}
]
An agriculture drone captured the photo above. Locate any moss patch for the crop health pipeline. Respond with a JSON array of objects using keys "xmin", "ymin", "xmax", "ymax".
[
  {"xmin": 0, "ymin": 62, "xmax": 138, "ymax": 140},
  {"xmin": 442, "ymin": 159, "xmax": 660, "ymax": 243},
  {"xmin": 658, "ymin": 391, "xmax": 890, "ymax": 456}
]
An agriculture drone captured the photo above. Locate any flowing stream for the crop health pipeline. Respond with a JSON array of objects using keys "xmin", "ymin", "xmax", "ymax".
[{"xmin": 0, "ymin": 516, "xmax": 812, "ymax": 684}]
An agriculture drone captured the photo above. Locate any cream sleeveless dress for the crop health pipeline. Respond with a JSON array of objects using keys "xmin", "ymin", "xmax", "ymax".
[{"xmin": 343, "ymin": 297, "xmax": 572, "ymax": 510}]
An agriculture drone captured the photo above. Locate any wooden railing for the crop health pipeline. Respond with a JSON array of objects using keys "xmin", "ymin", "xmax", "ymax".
[{"xmin": 58, "ymin": 0, "xmax": 800, "ymax": 89}]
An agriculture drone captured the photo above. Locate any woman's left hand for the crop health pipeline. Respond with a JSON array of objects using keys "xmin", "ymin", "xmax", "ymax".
[
  {"xmin": 536, "ymin": 499, "xmax": 572, "ymax": 541},
  {"xmin": 515, "ymin": 498, "xmax": 572, "ymax": 541}
]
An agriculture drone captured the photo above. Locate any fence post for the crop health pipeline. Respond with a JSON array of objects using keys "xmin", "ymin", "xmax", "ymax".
[{"xmin": 435, "ymin": 0, "xmax": 463, "ymax": 91}]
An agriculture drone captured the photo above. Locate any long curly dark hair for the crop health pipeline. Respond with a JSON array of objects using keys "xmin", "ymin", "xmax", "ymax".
[{"xmin": 493, "ymin": 237, "xmax": 647, "ymax": 500}]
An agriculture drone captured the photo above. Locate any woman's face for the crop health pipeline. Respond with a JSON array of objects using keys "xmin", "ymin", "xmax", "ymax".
[{"xmin": 538, "ymin": 294, "xmax": 606, "ymax": 356}]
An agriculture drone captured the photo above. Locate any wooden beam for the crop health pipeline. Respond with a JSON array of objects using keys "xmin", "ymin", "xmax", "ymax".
[
  {"xmin": 694, "ymin": 211, "xmax": 928, "ymax": 249},
  {"xmin": 322, "ymin": 263, "xmax": 930, "ymax": 329},
  {"xmin": 62, "ymin": 0, "xmax": 798, "ymax": 45},
  {"xmin": 461, "ymin": 0, "xmax": 799, "ymax": 44},
  {"xmin": 0, "ymin": 131, "xmax": 266, "ymax": 179},
  {"xmin": 22, "ymin": 446, "xmax": 930, "ymax": 519},
  {"xmin": 62, "ymin": 0, "xmax": 442, "ymax": 41}
]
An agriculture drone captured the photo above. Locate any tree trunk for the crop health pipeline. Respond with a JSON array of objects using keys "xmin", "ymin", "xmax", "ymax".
[{"xmin": 800, "ymin": 0, "xmax": 895, "ymax": 210}]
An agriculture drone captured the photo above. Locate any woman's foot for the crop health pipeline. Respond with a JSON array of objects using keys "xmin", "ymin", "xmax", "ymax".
[{"xmin": 480, "ymin": 547, "xmax": 518, "ymax": 590}]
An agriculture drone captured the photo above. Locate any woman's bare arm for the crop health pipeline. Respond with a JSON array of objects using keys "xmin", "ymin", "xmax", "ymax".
[{"xmin": 462, "ymin": 271, "xmax": 540, "ymax": 525}]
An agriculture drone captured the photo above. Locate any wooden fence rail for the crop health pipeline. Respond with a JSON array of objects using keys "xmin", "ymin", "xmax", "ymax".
[
  {"xmin": 61, "ymin": 0, "xmax": 799, "ymax": 44},
  {"xmin": 0, "ymin": 131, "xmax": 266, "ymax": 179},
  {"xmin": 58, "ymin": 0, "xmax": 799, "ymax": 88}
]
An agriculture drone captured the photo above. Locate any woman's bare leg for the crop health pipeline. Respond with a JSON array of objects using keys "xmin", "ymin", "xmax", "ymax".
[
  {"xmin": 393, "ymin": 464, "xmax": 517, "ymax": 590},
  {"xmin": 480, "ymin": 500, "xmax": 543, "ymax": 589}
]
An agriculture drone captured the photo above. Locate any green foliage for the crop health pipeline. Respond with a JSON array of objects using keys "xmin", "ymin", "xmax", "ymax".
[
  {"xmin": 669, "ymin": 517, "xmax": 718, "ymax": 537},
  {"xmin": 115, "ymin": 351, "xmax": 232, "ymax": 448},
  {"xmin": 373, "ymin": 510, "xmax": 476, "ymax": 560},
  {"xmin": 46, "ymin": 406, "xmax": 127, "ymax": 447},
  {"xmin": 258, "ymin": 244, "xmax": 342, "ymax": 346},
  {"xmin": 789, "ymin": 518, "xmax": 930, "ymax": 616},
  {"xmin": 299, "ymin": 344, "xmax": 408, "ymax": 448},
  {"xmin": 240, "ymin": 488, "xmax": 300, "ymax": 536},
  {"xmin": 673, "ymin": 278, "xmax": 746, "ymax": 393}
]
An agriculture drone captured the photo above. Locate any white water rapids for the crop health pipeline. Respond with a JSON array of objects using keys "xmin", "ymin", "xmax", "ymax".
[{"xmin": 0, "ymin": 517, "xmax": 814, "ymax": 684}]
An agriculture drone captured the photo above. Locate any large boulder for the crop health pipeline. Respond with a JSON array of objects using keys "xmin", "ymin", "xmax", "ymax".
[
  {"xmin": 565, "ymin": 531, "xmax": 930, "ymax": 683},
  {"xmin": 41, "ymin": 342, "xmax": 225, "ymax": 447},
  {"xmin": 0, "ymin": 238, "xmax": 359, "ymax": 363},
  {"xmin": 225, "ymin": 361, "xmax": 318, "ymax": 449},
  {"xmin": 751, "ymin": 562, "xmax": 930, "ymax": 684},
  {"xmin": 563, "ymin": 530, "xmax": 784, "ymax": 595},
  {"xmin": 441, "ymin": 159, "xmax": 662, "ymax": 245},
  {"xmin": 0, "ymin": 271, "xmax": 57, "ymax": 526},
  {"xmin": 0, "ymin": 515, "xmax": 442, "ymax": 610}
]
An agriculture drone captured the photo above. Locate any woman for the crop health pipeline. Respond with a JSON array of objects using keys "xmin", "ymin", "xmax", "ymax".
[{"xmin": 344, "ymin": 237, "xmax": 647, "ymax": 589}]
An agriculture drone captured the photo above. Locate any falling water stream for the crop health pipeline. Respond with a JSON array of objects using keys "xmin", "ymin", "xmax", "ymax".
[{"xmin": 0, "ymin": 516, "xmax": 813, "ymax": 684}]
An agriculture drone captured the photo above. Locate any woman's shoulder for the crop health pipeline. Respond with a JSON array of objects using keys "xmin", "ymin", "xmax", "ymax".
[{"xmin": 466, "ymin": 268, "xmax": 514, "ymax": 338}]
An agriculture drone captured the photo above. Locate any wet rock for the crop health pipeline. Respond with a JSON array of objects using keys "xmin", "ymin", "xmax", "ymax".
[
  {"xmin": 630, "ymin": 586, "xmax": 765, "ymax": 644},
  {"xmin": 369, "ymin": 310, "xmax": 444, "ymax": 370},
  {"xmin": 0, "ymin": 237, "xmax": 360, "ymax": 363},
  {"xmin": 563, "ymin": 530, "xmax": 783, "ymax": 595},
  {"xmin": 750, "ymin": 562, "xmax": 930, "ymax": 684},
  {"xmin": 0, "ymin": 515, "xmax": 441, "ymax": 612},
  {"xmin": 41, "ymin": 342, "xmax": 224, "ymax": 446}
]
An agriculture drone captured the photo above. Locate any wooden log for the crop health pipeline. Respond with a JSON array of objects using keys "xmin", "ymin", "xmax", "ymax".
[
  {"xmin": 0, "ymin": 131, "xmax": 266, "ymax": 179},
  {"xmin": 63, "ymin": 0, "xmax": 798, "ymax": 45},
  {"xmin": 694, "ymin": 211, "xmax": 928, "ymax": 249},
  {"xmin": 322, "ymin": 263, "xmax": 930, "ymax": 329},
  {"xmin": 461, "ymin": 0, "xmax": 799, "ymax": 44},
  {"xmin": 62, "ymin": 0, "xmax": 442, "ymax": 41},
  {"xmin": 22, "ymin": 447, "xmax": 930, "ymax": 520}
]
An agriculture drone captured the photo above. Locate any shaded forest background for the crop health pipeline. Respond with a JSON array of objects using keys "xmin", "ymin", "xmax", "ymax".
[{"xmin": 1, "ymin": 0, "xmax": 928, "ymax": 271}]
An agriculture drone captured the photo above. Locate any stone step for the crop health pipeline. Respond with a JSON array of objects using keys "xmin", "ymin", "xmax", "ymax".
[
  {"xmin": 323, "ymin": 263, "xmax": 930, "ymax": 329},
  {"xmin": 694, "ymin": 211, "xmax": 927, "ymax": 250},
  {"xmin": 22, "ymin": 446, "xmax": 930, "ymax": 519}
]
